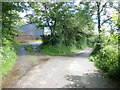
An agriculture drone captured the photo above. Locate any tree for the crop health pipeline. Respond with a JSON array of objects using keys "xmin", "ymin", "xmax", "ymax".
[
  {"xmin": 2, "ymin": 2, "xmax": 30, "ymax": 45},
  {"xmin": 79, "ymin": 2, "xmax": 117, "ymax": 33},
  {"xmin": 30, "ymin": 2, "xmax": 95, "ymax": 48}
]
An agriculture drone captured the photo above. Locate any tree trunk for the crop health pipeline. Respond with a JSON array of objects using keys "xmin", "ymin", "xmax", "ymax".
[{"xmin": 96, "ymin": 2, "xmax": 101, "ymax": 33}]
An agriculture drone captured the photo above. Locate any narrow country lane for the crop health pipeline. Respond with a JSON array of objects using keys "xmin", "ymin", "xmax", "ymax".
[
  {"xmin": 2, "ymin": 42, "xmax": 119, "ymax": 88},
  {"xmin": 2, "ymin": 2, "xmax": 119, "ymax": 89}
]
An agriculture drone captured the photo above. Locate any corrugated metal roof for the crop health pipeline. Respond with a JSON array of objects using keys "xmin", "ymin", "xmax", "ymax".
[{"xmin": 19, "ymin": 24, "xmax": 44, "ymax": 35}]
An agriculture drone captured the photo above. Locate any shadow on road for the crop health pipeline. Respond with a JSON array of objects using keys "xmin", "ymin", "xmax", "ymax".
[{"xmin": 63, "ymin": 73, "xmax": 119, "ymax": 88}]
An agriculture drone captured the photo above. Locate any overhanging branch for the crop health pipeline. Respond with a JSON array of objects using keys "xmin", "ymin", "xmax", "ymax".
[
  {"xmin": 100, "ymin": 2, "xmax": 107, "ymax": 14},
  {"xmin": 101, "ymin": 17, "xmax": 112, "ymax": 26}
]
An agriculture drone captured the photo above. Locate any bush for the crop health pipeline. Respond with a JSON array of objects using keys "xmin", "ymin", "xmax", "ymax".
[
  {"xmin": 89, "ymin": 32, "xmax": 119, "ymax": 80},
  {"xmin": 90, "ymin": 45, "xmax": 119, "ymax": 78}
]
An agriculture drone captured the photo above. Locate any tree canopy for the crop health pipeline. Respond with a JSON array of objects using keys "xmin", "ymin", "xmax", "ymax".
[{"xmin": 29, "ymin": 2, "xmax": 95, "ymax": 48}]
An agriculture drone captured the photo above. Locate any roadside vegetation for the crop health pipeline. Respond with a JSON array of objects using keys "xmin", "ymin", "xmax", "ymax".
[
  {"xmin": 25, "ymin": 45, "xmax": 34, "ymax": 53},
  {"xmin": 89, "ymin": 10, "xmax": 120, "ymax": 80},
  {"xmin": 39, "ymin": 44, "xmax": 81, "ymax": 56},
  {"xmin": 0, "ymin": 2, "xmax": 29, "ymax": 80},
  {"xmin": 0, "ymin": 41, "xmax": 19, "ymax": 78},
  {"xmin": 89, "ymin": 32, "xmax": 119, "ymax": 80}
]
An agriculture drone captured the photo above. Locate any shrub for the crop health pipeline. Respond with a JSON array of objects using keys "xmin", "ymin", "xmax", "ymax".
[
  {"xmin": 91, "ymin": 45, "xmax": 119, "ymax": 78},
  {"xmin": 89, "ymin": 32, "xmax": 119, "ymax": 80}
]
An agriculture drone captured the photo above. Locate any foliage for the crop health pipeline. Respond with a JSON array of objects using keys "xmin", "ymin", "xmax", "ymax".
[
  {"xmin": 89, "ymin": 32, "xmax": 119, "ymax": 80},
  {"xmin": 0, "ymin": 41, "xmax": 19, "ymax": 79},
  {"xmin": 90, "ymin": 6, "xmax": 119, "ymax": 80},
  {"xmin": 1, "ymin": 2, "xmax": 29, "ymax": 79},
  {"xmin": 30, "ymin": 2, "xmax": 95, "ymax": 53},
  {"xmin": 2, "ymin": 2, "xmax": 28, "ymax": 41},
  {"xmin": 25, "ymin": 45, "xmax": 34, "ymax": 52}
]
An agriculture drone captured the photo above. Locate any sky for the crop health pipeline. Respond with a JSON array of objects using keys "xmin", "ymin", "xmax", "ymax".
[
  {"xmin": 19, "ymin": 0, "xmax": 80, "ymax": 17},
  {"xmin": 74, "ymin": 0, "xmax": 80, "ymax": 5}
]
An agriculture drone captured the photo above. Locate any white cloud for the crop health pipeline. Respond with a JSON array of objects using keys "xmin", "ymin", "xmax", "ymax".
[
  {"xmin": 19, "ymin": 12, "xmax": 26, "ymax": 17},
  {"xmin": 74, "ymin": 0, "xmax": 81, "ymax": 6}
]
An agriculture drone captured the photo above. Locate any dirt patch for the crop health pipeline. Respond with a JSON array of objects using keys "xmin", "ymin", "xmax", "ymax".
[
  {"xmin": 26, "ymin": 57, "xmax": 51, "ymax": 73},
  {"xmin": 2, "ymin": 70, "xmax": 21, "ymax": 88},
  {"xmin": 2, "ymin": 57, "xmax": 50, "ymax": 88},
  {"xmin": 39, "ymin": 57, "xmax": 50, "ymax": 62},
  {"xmin": 10, "ymin": 70, "xmax": 20, "ymax": 76}
]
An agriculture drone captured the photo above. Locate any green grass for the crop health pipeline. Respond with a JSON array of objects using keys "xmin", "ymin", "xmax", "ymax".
[
  {"xmin": 0, "ymin": 41, "xmax": 20, "ymax": 81},
  {"xmin": 24, "ymin": 45, "xmax": 34, "ymax": 53},
  {"xmin": 38, "ymin": 44, "xmax": 81, "ymax": 56}
]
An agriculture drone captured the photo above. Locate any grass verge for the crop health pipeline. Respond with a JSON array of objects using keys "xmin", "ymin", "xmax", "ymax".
[
  {"xmin": 0, "ymin": 40, "xmax": 20, "ymax": 81},
  {"xmin": 38, "ymin": 44, "xmax": 82, "ymax": 56}
]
